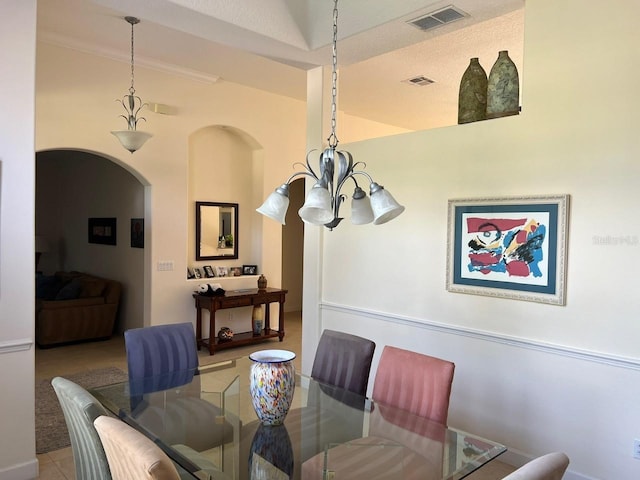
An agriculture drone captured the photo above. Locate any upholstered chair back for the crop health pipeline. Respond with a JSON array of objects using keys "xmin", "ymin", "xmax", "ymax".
[
  {"xmin": 124, "ymin": 322, "xmax": 198, "ymax": 394},
  {"xmin": 310, "ymin": 329, "xmax": 376, "ymax": 396},
  {"xmin": 51, "ymin": 376, "xmax": 112, "ymax": 480},
  {"xmin": 94, "ymin": 415, "xmax": 180, "ymax": 480},
  {"xmin": 372, "ymin": 345, "xmax": 455, "ymax": 425},
  {"xmin": 502, "ymin": 452, "xmax": 570, "ymax": 480}
]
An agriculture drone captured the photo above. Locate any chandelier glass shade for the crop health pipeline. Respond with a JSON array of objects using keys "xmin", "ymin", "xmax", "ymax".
[
  {"xmin": 111, "ymin": 16, "xmax": 152, "ymax": 154},
  {"xmin": 256, "ymin": 0, "xmax": 404, "ymax": 230}
]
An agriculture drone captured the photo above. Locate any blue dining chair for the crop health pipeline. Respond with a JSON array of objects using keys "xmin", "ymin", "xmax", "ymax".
[
  {"xmin": 124, "ymin": 322, "xmax": 234, "ymax": 451},
  {"xmin": 124, "ymin": 322, "xmax": 199, "ymax": 395}
]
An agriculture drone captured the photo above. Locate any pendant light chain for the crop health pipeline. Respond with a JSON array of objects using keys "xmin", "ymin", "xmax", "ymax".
[
  {"xmin": 126, "ymin": 16, "xmax": 140, "ymax": 96},
  {"xmin": 328, "ymin": 0, "xmax": 339, "ymax": 148}
]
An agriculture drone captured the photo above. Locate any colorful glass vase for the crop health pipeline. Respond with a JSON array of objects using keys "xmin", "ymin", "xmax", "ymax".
[{"xmin": 249, "ymin": 349, "xmax": 296, "ymax": 425}]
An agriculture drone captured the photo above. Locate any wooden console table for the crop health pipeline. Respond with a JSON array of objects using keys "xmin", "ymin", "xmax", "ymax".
[{"xmin": 193, "ymin": 287, "xmax": 287, "ymax": 355}]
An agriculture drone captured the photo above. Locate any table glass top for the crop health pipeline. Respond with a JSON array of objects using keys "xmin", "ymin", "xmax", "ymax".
[{"xmin": 91, "ymin": 355, "xmax": 505, "ymax": 480}]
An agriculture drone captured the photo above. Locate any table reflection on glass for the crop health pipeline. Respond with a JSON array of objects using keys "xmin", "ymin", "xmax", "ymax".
[{"xmin": 90, "ymin": 356, "xmax": 505, "ymax": 480}]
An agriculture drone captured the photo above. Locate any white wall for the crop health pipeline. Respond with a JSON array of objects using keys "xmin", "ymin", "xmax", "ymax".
[
  {"xmin": 0, "ymin": 1, "xmax": 38, "ymax": 478},
  {"xmin": 36, "ymin": 150, "xmax": 145, "ymax": 333},
  {"xmin": 302, "ymin": 1, "xmax": 640, "ymax": 479}
]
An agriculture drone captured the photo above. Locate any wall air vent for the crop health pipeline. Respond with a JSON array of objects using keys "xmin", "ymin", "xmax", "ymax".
[
  {"xmin": 402, "ymin": 75, "xmax": 435, "ymax": 86},
  {"xmin": 407, "ymin": 5, "xmax": 467, "ymax": 32}
]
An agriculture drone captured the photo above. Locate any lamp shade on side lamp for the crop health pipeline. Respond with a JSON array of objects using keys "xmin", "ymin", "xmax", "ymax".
[
  {"xmin": 370, "ymin": 184, "xmax": 405, "ymax": 225},
  {"xmin": 111, "ymin": 130, "xmax": 152, "ymax": 154},
  {"xmin": 298, "ymin": 184, "xmax": 334, "ymax": 225},
  {"xmin": 350, "ymin": 186, "xmax": 374, "ymax": 225},
  {"xmin": 256, "ymin": 184, "xmax": 290, "ymax": 225}
]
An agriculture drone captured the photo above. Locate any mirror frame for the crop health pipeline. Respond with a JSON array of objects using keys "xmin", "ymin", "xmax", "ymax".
[{"xmin": 195, "ymin": 201, "xmax": 239, "ymax": 260}]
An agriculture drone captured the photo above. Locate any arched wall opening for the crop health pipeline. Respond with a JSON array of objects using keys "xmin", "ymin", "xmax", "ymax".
[{"xmin": 35, "ymin": 148, "xmax": 149, "ymax": 335}]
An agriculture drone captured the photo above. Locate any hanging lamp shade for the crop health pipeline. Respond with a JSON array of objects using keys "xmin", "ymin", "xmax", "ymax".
[
  {"xmin": 298, "ymin": 184, "xmax": 334, "ymax": 225},
  {"xmin": 370, "ymin": 183, "xmax": 405, "ymax": 225},
  {"xmin": 256, "ymin": 184, "xmax": 290, "ymax": 225},
  {"xmin": 350, "ymin": 186, "xmax": 374, "ymax": 225},
  {"xmin": 111, "ymin": 130, "xmax": 152, "ymax": 154}
]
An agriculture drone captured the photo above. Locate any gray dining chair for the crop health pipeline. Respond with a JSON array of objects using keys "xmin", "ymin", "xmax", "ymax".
[
  {"xmin": 502, "ymin": 452, "xmax": 570, "ymax": 480},
  {"xmin": 310, "ymin": 329, "xmax": 376, "ymax": 396},
  {"xmin": 51, "ymin": 376, "xmax": 112, "ymax": 480}
]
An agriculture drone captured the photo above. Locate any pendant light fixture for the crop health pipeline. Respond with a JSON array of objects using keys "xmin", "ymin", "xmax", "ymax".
[
  {"xmin": 256, "ymin": 0, "xmax": 404, "ymax": 230},
  {"xmin": 111, "ymin": 16, "xmax": 152, "ymax": 154}
]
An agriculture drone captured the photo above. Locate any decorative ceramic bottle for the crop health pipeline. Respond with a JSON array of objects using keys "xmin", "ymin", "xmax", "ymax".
[
  {"xmin": 257, "ymin": 274, "xmax": 267, "ymax": 290},
  {"xmin": 249, "ymin": 349, "xmax": 296, "ymax": 425},
  {"xmin": 486, "ymin": 50, "xmax": 520, "ymax": 119},
  {"xmin": 458, "ymin": 57, "xmax": 488, "ymax": 124},
  {"xmin": 252, "ymin": 304, "xmax": 264, "ymax": 335}
]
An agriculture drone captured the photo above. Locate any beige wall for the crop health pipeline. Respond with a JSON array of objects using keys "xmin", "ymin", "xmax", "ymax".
[
  {"xmin": 302, "ymin": 1, "xmax": 640, "ymax": 479},
  {"xmin": 0, "ymin": 1, "xmax": 38, "ymax": 477}
]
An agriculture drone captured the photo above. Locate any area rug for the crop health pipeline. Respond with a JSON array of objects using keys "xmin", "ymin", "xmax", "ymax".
[{"xmin": 36, "ymin": 366, "xmax": 128, "ymax": 454}]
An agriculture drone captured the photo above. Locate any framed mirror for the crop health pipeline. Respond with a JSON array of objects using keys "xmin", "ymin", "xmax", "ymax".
[{"xmin": 196, "ymin": 201, "xmax": 239, "ymax": 260}]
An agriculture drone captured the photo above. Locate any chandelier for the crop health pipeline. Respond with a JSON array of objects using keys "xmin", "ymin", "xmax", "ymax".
[
  {"xmin": 256, "ymin": 0, "xmax": 404, "ymax": 230},
  {"xmin": 111, "ymin": 16, "xmax": 152, "ymax": 154}
]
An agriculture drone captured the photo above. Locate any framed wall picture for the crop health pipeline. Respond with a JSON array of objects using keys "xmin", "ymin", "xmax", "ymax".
[
  {"xmin": 88, "ymin": 217, "xmax": 117, "ymax": 245},
  {"xmin": 131, "ymin": 218, "xmax": 144, "ymax": 248},
  {"xmin": 242, "ymin": 265, "xmax": 258, "ymax": 275},
  {"xmin": 203, "ymin": 265, "xmax": 215, "ymax": 278},
  {"xmin": 446, "ymin": 195, "xmax": 569, "ymax": 305}
]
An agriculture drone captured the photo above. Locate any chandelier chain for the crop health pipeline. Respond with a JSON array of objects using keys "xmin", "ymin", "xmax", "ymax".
[
  {"xmin": 328, "ymin": 0, "xmax": 339, "ymax": 148},
  {"xmin": 129, "ymin": 19, "xmax": 136, "ymax": 95}
]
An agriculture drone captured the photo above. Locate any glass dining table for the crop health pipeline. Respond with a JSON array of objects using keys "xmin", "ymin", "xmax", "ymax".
[{"xmin": 90, "ymin": 355, "xmax": 505, "ymax": 480}]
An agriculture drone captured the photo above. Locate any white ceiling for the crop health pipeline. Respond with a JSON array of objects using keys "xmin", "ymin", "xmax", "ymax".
[{"xmin": 37, "ymin": 0, "xmax": 525, "ymax": 131}]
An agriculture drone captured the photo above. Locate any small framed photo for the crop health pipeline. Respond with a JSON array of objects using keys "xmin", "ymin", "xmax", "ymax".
[
  {"xmin": 242, "ymin": 265, "xmax": 258, "ymax": 275},
  {"xmin": 130, "ymin": 218, "xmax": 144, "ymax": 248},
  {"xmin": 203, "ymin": 265, "xmax": 215, "ymax": 278},
  {"xmin": 216, "ymin": 266, "xmax": 228, "ymax": 277},
  {"xmin": 229, "ymin": 266, "xmax": 242, "ymax": 277},
  {"xmin": 88, "ymin": 217, "xmax": 117, "ymax": 245},
  {"xmin": 187, "ymin": 268, "xmax": 195, "ymax": 279},
  {"xmin": 193, "ymin": 267, "xmax": 203, "ymax": 279}
]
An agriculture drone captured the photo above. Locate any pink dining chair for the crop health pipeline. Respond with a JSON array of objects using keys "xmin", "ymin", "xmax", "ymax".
[{"xmin": 372, "ymin": 345, "xmax": 455, "ymax": 425}]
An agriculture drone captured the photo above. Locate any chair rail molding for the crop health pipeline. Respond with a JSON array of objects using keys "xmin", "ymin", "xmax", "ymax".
[
  {"xmin": 320, "ymin": 302, "xmax": 640, "ymax": 371},
  {"xmin": 0, "ymin": 338, "xmax": 33, "ymax": 354}
]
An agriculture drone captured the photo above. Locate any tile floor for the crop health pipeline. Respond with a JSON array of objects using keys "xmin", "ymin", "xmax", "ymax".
[{"xmin": 34, "ymin": 312, "xmax": 514, "ymax": 479}]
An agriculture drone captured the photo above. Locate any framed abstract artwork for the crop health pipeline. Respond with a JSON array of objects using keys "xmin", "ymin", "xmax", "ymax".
[{"xmin": 446, "ymin": 195, "xmax": 569, "ymax": 305}]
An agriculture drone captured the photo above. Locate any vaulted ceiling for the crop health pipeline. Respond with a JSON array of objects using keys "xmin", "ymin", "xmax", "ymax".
[{"xmin": 37, "ymin": 0, "xmax": 525, "ymax": 131}]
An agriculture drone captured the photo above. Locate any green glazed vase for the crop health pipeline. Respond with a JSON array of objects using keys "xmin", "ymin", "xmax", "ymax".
[
  {"xmin": 486, "ymin": 50, "xmax": 520, "ymax": 118},
  {"xmin": 458, "ymin": 57, "xmax": 488, "ymax": 124}
]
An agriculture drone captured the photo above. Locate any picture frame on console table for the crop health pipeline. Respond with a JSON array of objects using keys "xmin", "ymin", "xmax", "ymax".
[
  {"xmin": 243, "ymin": 265, "xmax": 258, "ymax": 275},
  {"xmin": 446, "ymin": 194, "xmax": 569, "ymax": 305}
]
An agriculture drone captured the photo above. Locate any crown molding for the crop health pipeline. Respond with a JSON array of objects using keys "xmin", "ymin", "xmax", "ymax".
[{"xmin": 39, "ymin": 31, "xmax": 220, "ymax": 84}]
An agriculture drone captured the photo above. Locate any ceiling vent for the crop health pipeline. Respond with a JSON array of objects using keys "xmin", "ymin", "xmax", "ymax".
[
  {"xmin": 402, "ymin": 75, "xmax": 435, "ymax": 86},
  {"xmin": 407, "ymin": 5, "xmax": 467, "ymax": 32}
]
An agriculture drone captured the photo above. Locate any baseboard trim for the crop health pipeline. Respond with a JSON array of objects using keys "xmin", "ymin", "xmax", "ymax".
[
  {"xmin": 0, "ymin": 338, "xmax": 33, "ymax": 355},
  {"xmin": 320, "ymin": 302, "xmax": 640, "ymax": 371},
  {"xmin": 0, "ymin": 458, "xmax": 38, "ymax": 480}
]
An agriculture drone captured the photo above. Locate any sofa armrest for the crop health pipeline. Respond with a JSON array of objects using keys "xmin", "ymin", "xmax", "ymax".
[{"xmin": 40, "ymin": 297, "xmax": 105, "ymax": 309}]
